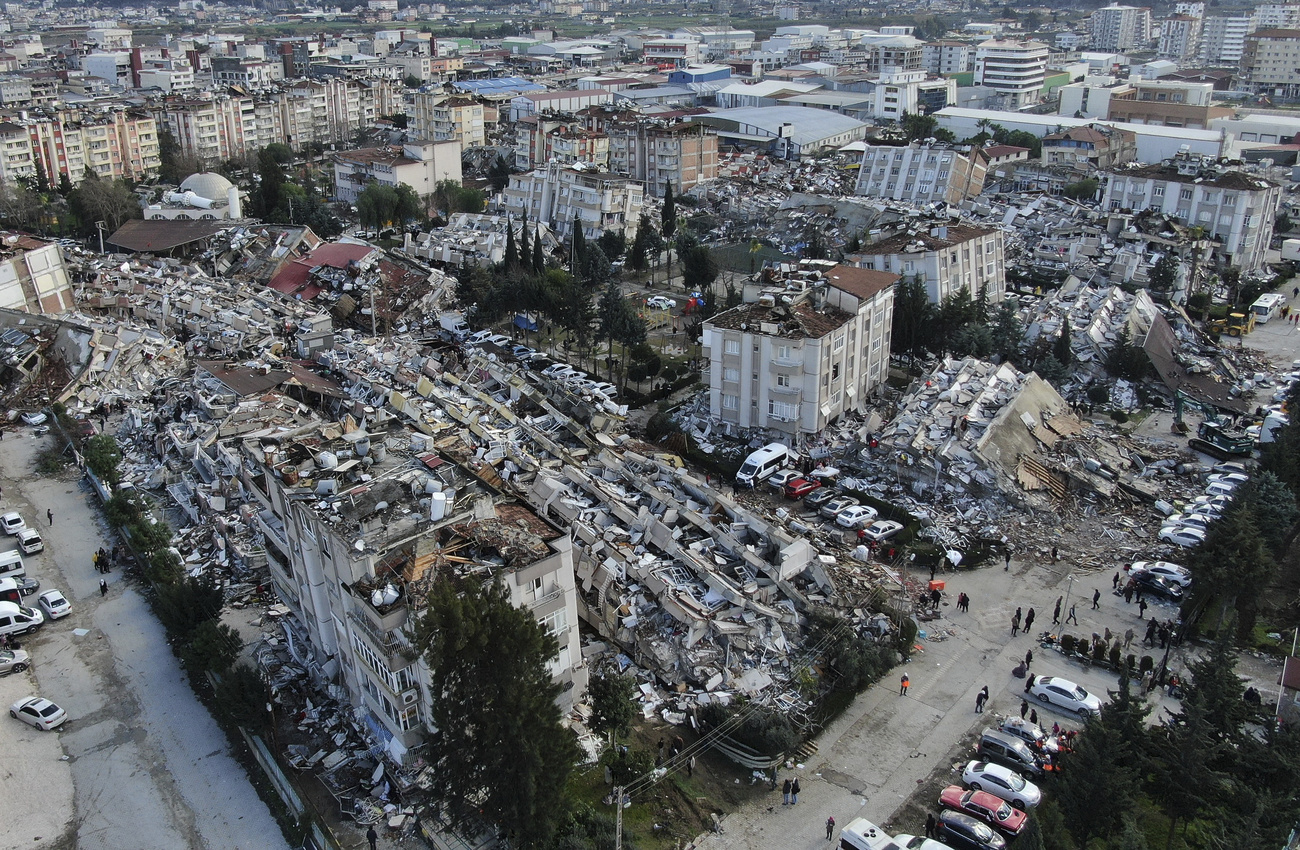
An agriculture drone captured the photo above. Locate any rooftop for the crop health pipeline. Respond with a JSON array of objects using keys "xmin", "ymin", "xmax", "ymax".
[
  {"xmin": 706, "ymin": 297, "xmax": 852, "ymax": 339},
  {"xmin": 824, "ymin": 265, "xmax": 898, "ymax": 301},
  {"xmin": 864, "ymin": 224, "xmax": 997, "ymax": 255}
]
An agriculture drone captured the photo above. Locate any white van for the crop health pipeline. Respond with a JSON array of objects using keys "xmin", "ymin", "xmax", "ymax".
[
  {"xmin": 0, "ymin": 600, "xmax": 42, "ymax": 637},
  {"xmin": 735, "ymin": 442, "xmax": 795, "ymax": 488},
  {"xmin": 0, "ymin": 550, "xmax": 24, "ymax": 580},
  {"xmin": 1251, "ymin": 293, "xmax": 1287, "ymax": 324},
  {"xmin": 839, "ymin": 818, "xmax": 893, "ymax": 850}
]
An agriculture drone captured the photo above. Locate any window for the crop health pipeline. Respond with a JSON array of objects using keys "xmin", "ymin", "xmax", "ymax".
[
  {"xmin": 776, "ymin": 344, "xmax": 792, "ymax": 360},
  {"xmin": 539, "ymin": 608, "xmax": 567, "ymax": 639},
  {"xmin": 776, "ymin": 373, "xmax": 791, "ymax": 387},
  {"xmin": 1153, "ymin": 185, "xmax": 1165, "ymax": 197},
  {"xmin": 723, "ymin": 367, "xmax": 740, "ymax": 382},
  {"xmin": 833, "ymin": 332, "xmax": 845, "ymax": 351},
  {"xmin": 1179, "ymin": 187, "xmax": 1193, "ymax": 200},
  {"xmin": 768, "ymin": 398, "xmax": 798, "ymax": 420},
  {"xmin": 721, "ymin": 393, "xmax": 739, "ymax": 410},
  {"xmin": 724, "ymin": 339, "xmax": 740, "ymax": 355},
  {"xmin": 831, "ymin": 363, "xmax": 841, "ymax": 379}
]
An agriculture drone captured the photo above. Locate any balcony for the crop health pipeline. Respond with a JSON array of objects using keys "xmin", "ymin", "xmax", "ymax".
[{"xmin": 348, "ymin": 606, "xmax": 414, "ymax": 666}]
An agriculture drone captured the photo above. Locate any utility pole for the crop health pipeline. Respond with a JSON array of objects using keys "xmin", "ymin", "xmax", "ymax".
[
  {"xmin": 1276, "ymin": 628, "xmax": 1298, "ymax": 725},
  {"xmin": 614, "ymin": 785, "xmax": 623, "ymax": 850},
  {"xmin": 96, "ymin": 220, "xmax": 107, "ymax": 254},
  {"xmin": 1061, "ymin": 573, "xmax": 1076, "ymax": 627}
]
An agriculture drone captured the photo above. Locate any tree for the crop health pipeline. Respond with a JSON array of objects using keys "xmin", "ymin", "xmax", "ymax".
[
  {"xmin": 1063, "ymin": 181, "xmax": 1098, "ymax": 206},
  {"xmin": 57, "ymin": 172, "xmax": 73, "ymax": 197},
  {"xmin": 1104, "ymin": 325, "xmax": 1149, "ymax": 380},
  {"xmin": 381, "ymin": 113, "xmax": 408, "ymax": 129},
  {"xmin": 627, "ymin": 213, "xmax": 659, "ymax": 272},
  {"xmin": 891, "ymin": 275, "xmax": 936, "ymax": 359},
  {"xmin": 661, "ymin": 181, "xmax": 676, "ymax": 285},
  {"xmin": 597, "ymin": 280, "xmax": 638, "ymax": 379},
  {"xmin": 587, "ymin": 674, "xmax": 636, "ymax": 738},
  {"xmin": 356, "ymin": 182, "xmax": 422, "ymax": 229},
  {"xmin": 1181, "ymin": 635, "xmax": 1248, "ymax": 742},
  {"xmin": 1149, "ymin": 700, "xmax": 1229, "ymax": 849},
  {"xmin": 403, "ymin": 74, "xmax": 423, "ymax": 88},
  {"xmin": 952, "ymin": 323, "xmax": 993, "ymax": 358},
  {"xmin": 154, "ymin": 574, "xmax": 225, "ymax": 638},
  {"xmin": 990, "ymin": 300, "xmax": 1023, "ymax": 364},
  {"xmin": 1233, "ymin": 471, "xmax": 1299, "ymax": 555},
  {"xmin": 1148, "ymin": 252, "xmax": 1180, "ymax": 293},
  {"xmin": 212, "ymin": 663, "xmax": 268, "ymax": 727},
  {"xmin": 1052, "ymin": 326, "xmax": 1072, "ymax": 367},
  {"xmin": 597, "ymin": 229, "xmax": 626, "ymax": 261},
  {"xmin": 1053, "ymin": 715, "xmax": 1139, "ymax": 848},
  {"xmin": 488, "ymin": 156, "xmax": 512, "ymax": 193},
  {"xmin": 84, "ymin": 434, "xmax": 123, "ymax": 485},
  {"xmin": 257, "ymin": 147, "xmax": 286, "ymax": 219},
  {"xmin": 532, "ymin": 230, "xmax": 545, "ymax": 272},
  {"xmin": 68, "ymin": 177, "xmax": 140, "ymax": 235},
  {"xmin": 263, "ymin": 142, "xmax": 294, "ymax": 164},
  {"xmin": 1278, "ymin": 212, "xmax": 1293, "ymax": 234},
  {"xmin": 679, "ymin": 239, "xmax": 718, "ymax": 293},
  {"xmin": 411, "ymin": 575, "xmax": 581, "ymax": 847},
  {"xmin": 433, "ymin": 179, "xmax": 485, "ymax": 215},
  {"xmin": 571, "ymin": 217, "xmax": 586, "ymax": 274},
  {"xmin": 581, "ymin": 244, "xmax": 614, "ymax": 289},
  {"xmin": 181, "ymin": 619, "xmax": 244, "ymax": 673},
  {"xmin": 504, "ymin": 220, "xmax": 519, "ymax": 269},
  {"xmin": 1185, "ymin": 506, "xmax": 1273, "ymax": 637},
  {"xmin": 900, "ymin": 112, "xmax": 939, "ymax": 142}
]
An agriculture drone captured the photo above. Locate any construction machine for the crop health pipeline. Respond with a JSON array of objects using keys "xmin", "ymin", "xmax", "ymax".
[
  {"xmin": 1173, "ymin": 390, "xmax": 1254, "ymax": 458},
  {"xmin": 1206, "ymin": 312, "xmax": 1255, "ymax": 338}
]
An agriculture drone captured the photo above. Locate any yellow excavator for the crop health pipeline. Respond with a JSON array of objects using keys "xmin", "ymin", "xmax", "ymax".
[{"xmin": 1206, "ymin": 312, "xmax": 1255, "ymax": 337}]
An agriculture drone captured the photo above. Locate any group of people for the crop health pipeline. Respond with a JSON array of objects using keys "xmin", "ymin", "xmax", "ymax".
[
  {"xmin": 1009, "ymin": 606, "xmax": 1036, "ymax": 637},
  {"xmin": 92, "ymin": 546, "xmax": 116, "ymax": 574}
]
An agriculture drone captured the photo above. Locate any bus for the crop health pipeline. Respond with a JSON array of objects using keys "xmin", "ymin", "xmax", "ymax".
[{"xmin": 1250, "ymin": 293, "xmax": 1287, "ymax": 324}]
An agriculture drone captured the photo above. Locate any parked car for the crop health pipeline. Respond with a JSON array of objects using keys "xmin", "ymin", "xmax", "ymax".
[
  {"xmin": 995, "ymin": 717, "xmax": 1060, "ymax": 755},
  {"xmin": 1127, "ymin": 560, "xmax": 1191, "ymax": 587},
  {"xmin": 1161, "ymin": 513, "xmax": 1216, "ymax": 533},
  {"xmin": 819, "ymin": 495, "xmax": 859, "ymax": 521},
  {"xmin": 835, "ymin": 505, "xmax": 879, "ymax": 529},
  {"xmin": 803, "ymin": 488, "xmax": 837, "ymax": 511},
  {"xmin": 19, "ymin": 411, "xmax": 46, "ymax": 426},
  {"xmin": 1189, "ymin": 494, "xmax": 1233, "ymax": 515},
  {"xmin": 1028, "ymin": 675, "xmax": 1103, "ymax": 718},
  {"xmin": 14, "ymin": 576, "xmax": 38, "ymax": 596},
  {"xmin": 16, "ymin": 528, "xmax": 41, "ymax": 554},
  {"xmin": 1133, "ymin": 571, "xmax": 1184, "ymax": 601},
  {"xmin": 1212, "ymin": 460, "xmax": 1250, "ymax": 475},
  {"xmin": 1204, "ymin": 481, "xmax": 1240, "ymax": 499},
  {"xmin": 589, "ymin": 382, "xmax": 618, "ymax": 399},
  {"xmin": 466, "ymin": 330, "xmax": 494, "ymax": 345},
  {"xmin": 0, "ymin": 647, "xmax": 29, "ymax": 675},
  {"xmin": 1207, "ymin": 472, "xmax": 1249, "ymax": 487},
  {"xmin": 511, "ymin": 345, "xmax": 536, "ymax": 360},
  {"xmin": 859, "ymin": 519, "xmax": 905, "ymax": 542},
  {"xmin": 935, "ymin": 810, "xmax": 1007, "ymax": 850},
  {"xmin": 1158, "ymin": 526, "xmax": 1206, "ymax": 547},
  {"xmin": 768, "ymin": 469, "xmax": 801, "ymax": 492},
  {"xmin": 0, "ymin": 512, "xmax": 25, "ymax": 535},
  {"xmin": 645, "ymin": 296, "xmax": 677, "ymax": 310},
  {"xmin": 784, "ymin": 478, "xmax": 823, "ymax": 500},
  {"xmin": 37, "ymin": 589, "xmax": 70, "ymax": 620},
  {"xmin": 938, "ymin": 786, "xmax": 1028, "ymax": 836},
  {"xmin": 10, "ymin": 696, "xmax": 66, "ymax": 730},
  {"xmin": 976, "ymin": 729, "xmax": 1048, "ymax": 778},
  {"xmin": 961, "ymin": 761, "xmax": 1042, "ymax": 809}
]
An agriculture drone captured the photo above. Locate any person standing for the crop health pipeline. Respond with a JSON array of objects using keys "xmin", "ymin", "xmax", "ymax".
[
  {"xmin": 1066, "ymin": 603, "xmax": 1079, "ymax": 625},
  {"xmin": 1030, "ymin": 709, "xmax": 1038, "ymax": 726},
  {"xmin": 46, "ymin": 508, "xmax": 52, "ymax": 526},
  {"xmin": 925, "ymin": 812, "xmax": 937, "ymax": 839},
  {"xmin": 1144, "ymin": 618, "xmax": 1158, "ymax": 646},
  {"xmin": 791, "ymin": 777, "xmax": 800, "ymax": 805},
  {"xmin": 900, "ymin": 673, "xmax": 910, "ymax": 695},
  {"xmin": 782, "ymin": 778, "xmax": 792, "ymax": 805},
  {"xmin": 1011, "ymin": 607, "xmax": 1022, "ymax": 636},
  {"xmin": 1124, "ymin": 627, "xmax": 1135, "ymax": 650},
  {"xmin": 1003, "ymin": 550, "xmax": 1011, "ymax": 571},
  {"xmin": 1024, "ymin": 608, "xmax": 1036, "ymax": 633},
  {"xmin": 99, "ymin": 579, "xmax": 108, "ymax": 597},
  {"xmin": 1024, "ymin": 649, "xmax": 1034, "ymax": 668},
  {"xmin": 826, "ymin": 816, "xmax": 836, "ymax": 841},
  {"xmin": 367, "ymin": 824, "xmax": 378, "ymax": 850},
  {"xmin": 975, "ymin": 688, "xmax": 987, "ymax": 713},
  {"xmin": 1092, "ymin": 588, "xmax": 1101, "ymax": 609},
  {"xmin": 1138, "ymin": 598, "xmax": 1148, "ymax": 619},
  {"xmin": 688, "ymin": 755, "xmax": 695, "ymax": 777},
  {"xmin": 1052, "ymin": 546, "xmax": 1059, "ymax": 562},
  {"xmin": 1020, "ymin": 699, "xmax": 1029, "ymax": 719},
  {"xmin": 1052, "ymin": 596, "xmax": 1062, "ymax": 625}
]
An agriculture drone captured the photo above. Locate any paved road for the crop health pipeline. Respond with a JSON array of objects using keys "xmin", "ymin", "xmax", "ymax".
[
  {"xmin": 0, "ymin": 430, "xmax": 288, "ymax": 850},
  {"xmin": 693, "ymin": 552, "xmax": 1193, "ymax": 850}
]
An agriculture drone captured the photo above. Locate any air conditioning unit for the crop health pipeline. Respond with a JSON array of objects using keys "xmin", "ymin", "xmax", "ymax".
[{"xmin": 401, "ymin": 688, "xmax": 421, "ymax": 706}]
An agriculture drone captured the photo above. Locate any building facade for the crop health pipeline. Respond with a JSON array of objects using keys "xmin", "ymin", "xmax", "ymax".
[
  {"xmin": 703, "ymin": 264, "xmax": 896, "ymax": 435},
  {"xmin": 606, "ymin": 121, "xmax": 719, "ymax": 197},
  {"xmin": 1158, "ymin": 15, "xmax": 1203, "ymax": 62},
  {"xmin": 854, "ymin": 224, "xmax": 1006, "ymax": 305},
  {"xmin": 409, "ymin": 94, "xmax": 486, "ymax": 149},
  {"xmin": 1200, "ymin": 16, "xmax": 1253, "ymax": 66},
  {"xmin": 333, "ymin": 140, "xmax": 463, "ymax": 203},
  {"xmin": 974, "ymin": 39, "xmax": 1050, "ymax": 108},
  {"xmin": 855, "ymin": 142, "xmax": 988, "ymax": 204},
  {"xmin": 1090, "ymin": 5, "xmax": 1154, "ymax": 51},
  {"xmin": 1239, "ymin": 28, "xmax": 1300, "ymax": 97},
  {"xmin": 501, "ymin": 162, "xmax": 644, "ymax": 240},
  {"xmin": 1102, "ymin": 151, "xmax": 1281, "ymax": 270},
  {"xmin": 1042, "ymin": 125, "xmax": 1138, "ymax": 170}
]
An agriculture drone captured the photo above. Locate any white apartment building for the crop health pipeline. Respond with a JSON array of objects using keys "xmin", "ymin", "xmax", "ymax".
[
  {"xmin": 1200, "ymin": 16, "xmax": 1254, "ymax": 66},
  {"xmin": 674, "ymin": 27, "xmax": 756, "ymax": 60},
  {"xmin": 1253, "ymin": 4, "xmax": 1300, "ymax": 29},
  {"xmin": 854, "ymin": 225, "xmax": 1006, "ymax": 305},
  {"xmin": 1175, "ymin": 3, "xmax": 1205, "ymax": 18},
  {"xmin": 409, "ymin": 93, "xmax": 485, "ymax": 149},
  {"xmin": 138, "ymin": 66, "xmax": 196, "ymax": 93},
  {"xmin": 855, "ymin": 143, "xmax": 988, "ymax": 204},
  {"xmin": 333, "ymin": 140, "xmax": 462, "ymax": 203},
  {"xmin": 502, "ymin": 162, "xmax": 643, "ymax": 240},
  {"xmin": 18, "ymin": 110, "xmax": 160, "ymax": 186},
  {"xmin": 703, "ymin": 264, "xmax": 896, "ymax": 435},
  {"xmin": 923, "ymin": 41, "xmax": 973, "ymax": 75},
  {"xmin": 1102, "ymin": 151, "xmax": 1281, "ymax": 270},
  {"xmin": 83, "ymin": 52, "xmax": 133, "ymax": 88},
  {"xmin": 1158, "ymin": 15, "xmax": 1203, "ymax": 62},
  {"xmin": 0, "ymin": 235, "xmax": 74, "ymax": 314},
  {"xmin": 643, "ymin": 38, "xmax": 701, "ymax": 67},
  {"xmin": 974, "ymin": 39, "xmax": 1050, "ymax": 108},
  {"xmin": 1090, "ymin": 5, "xmax": 1154, "ymax": 51}
]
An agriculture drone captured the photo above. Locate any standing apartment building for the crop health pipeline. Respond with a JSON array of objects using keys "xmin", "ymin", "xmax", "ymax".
[
  {"xmin": 228, "ymin": 423, "xmax": 585, "ymax": 749},
  {"xmin": 855, "ymin": 142, "xmax": 988, "ymax": 204},
  {"xmin": 605, "ymin": 121, "xmax": 718, "ymax": 197},
  {"xmin": 1200, "ymin": 16, "xmax": 1254, "ymax": 66},
  {"xmin": 1158, "ymin": 15, "xmax": 1203, "ymax": 62},
  {"xmin": 1239, "ymin": 29, "xmax": 1300, "ymax": 98},
  {"xmin": 1090, "ymin": 5, "xmax": 1154, "ymax": 51},
  {"xmin": 409, "ymin": 93, "xmax": 486, "ymax": 149},
  {"xmin": 333, "ymin": 140, "xmax": 463, "ymax": 203},
  {"xmin": 0, "ymin": 110, "xmax": 160, "ymax": 186},
  {"xmin": 1102, "ymin": 150, "xmax": 1281, "ymax": 270},
  {"xmin": 501, "ymin": 162, "xmax": 643, "ymax": 240},
  {"xmin": 974, "ymin": 39, "xmax": 1050, "ymax": 108},
  {"xmin": 854, "ymin": 224, "xmax": 1006, "ymax": 305},
  {"xmin": 703, "ymin": 264, "xmax": 896, "ymax": 435}
]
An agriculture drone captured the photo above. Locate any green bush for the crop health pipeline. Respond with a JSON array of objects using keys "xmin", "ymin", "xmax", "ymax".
[
  {"xmin": 84, "ymin": 435, "xmax": 123, "ymax": 484},
  {"xmin": 104, "ymin": 492, "xmax": 145, "ymax": 527},
  {"xmin": 155, "ymin": 574, "xmax": 224, "ymax": 637},
  {"xmin": 181, "ymin": 619, "xmax": 243, "ymax": 673},
  {"xmin": 1111, "ymin": 410, "xmax": 1129, "ymax": 424},
  {"xmin": 897, "ymin": 617, "xmax": 918, "ymax": 656},
  {"xmin": 603, "ymin": 747, "xmax": 654, "ymax": 785},
  {"xmin": 213, "ymin": 663, "xmax": 268, "ymax": 726},
  {"xmin": 128, "ymin": 516, "xmax": 173, "ymax": 554},
  {"xmin": 732, "ymin": 706, "xmax": 798, "ymax": 757},
  {"xmin": 147, "ymin": 549, "xmax": 184, "ymax": 585},
  {"xmin": 35, "ymin": 448, "xmax": 70, "ymax": 475},
  {"xmin": 1092, "ymin": 640, "xmax": 1108, "ymax": 662}
]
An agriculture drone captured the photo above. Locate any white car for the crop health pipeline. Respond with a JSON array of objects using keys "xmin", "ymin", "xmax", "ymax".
[
  {"xmin": 1189, "ymin": 495, "xmax": 1232, "ymax": 515},
  {"xmin": 589, "ymin": 382, "xmax": 618, "ymax": 399},
  {"xmin": 19, "ymin": 411, "xmax": 46, "ymax": 426},
  {"xmin": 16, "ymin": 528, "xmax": 41, "ymax": 554},
  {"xmin": 835, "ymin": 505, "xmax": 879, "ymax": 529},
  {"xmin": 1158, "ymin": 526, "xmax": 1206, "ymax": 547},
  {"xmin": 1207, "ymin": 472, "xmax": 1249, "ymax": 487},
  {"xmin": 1161, "ymin": 513, "xmax": 1216, "ymax": 533},
  {"xmin": 1212, "ymin": 461, "xmax": 1249, "ymax": 475},
  {"xmin": 36, "ymin": 589, "xmax": 70, "ymax": 620},
  {"xmin": 859, "ymin": 520, "xmax": 905, "ymax": 542},
  {"xmin": 961, "ymin": 761, "xmax": 1042, "ymax": 809},
  {"xmin": 1128, "ymin": 560, "xmax": 1191, "ymax": 587},
  {"xmin": 1204, "ymin": 481, "xmax": 1240, "ymax": 499},
  {"xmin": 466, "ymin": 330, "xmax": 494, "ymax": 345},
  {"xmin": 541, "ymin": 363, "xmax": 580, "ymax": 379},
  {"xmin": 1029, "ymin": 675, "xmax": 1103, "ymax": 718},
  {"xmin": 767, "ymin": 469, "xmax": 801, "ymax": 492},
  {"xmin": 0, "ymin": 512, "xmax": 25, "ymax": 535},
  {"xmin": 9, "ymin": 696, "xmax": 66, "ymax": 731},
  {"xmin": 645, "ymin": 296, "xmax": 677, "ymax": 310}
]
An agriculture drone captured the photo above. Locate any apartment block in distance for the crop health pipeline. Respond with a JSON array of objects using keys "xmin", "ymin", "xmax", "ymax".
[
  {"xmin": 854, "ymin": 224, "xmax": 1006, "ymax": 305},
  {"xmin": 703, "ymin": 264, "xmax": 896, "ymax": 435},
  {"xmin": 409, "ymin": 93, "xmax": 486, "ymax": 149},
  {"xmin": 333, "ymin": 140, "xmax": 463, "ymax": 203},
  {"xmin": 855, "ymin": 142, "xmax": 988, "ymax": 204},
  {"xmin": 974, "ymin": 39, "xmax": 1049, "ymax": 108},
  {"xmin": 1102, "ymin": 150, "xmax": 1281, "ymax": 270},
  {"xmin": 1090, "ymin": 5, "xmax": 1154, "ymax": 51},
  {"xmin": 1200, "ymin": 16, "xmax": 1253, "ymax": 66},
  {"xmin": 501, "ymin": 162, "xmax": 643, "ymax": 240},
  {"xmin": 605, "ymin": 121, "xmax": 718, "ymax": 197},
  {"xmin": 1239, "ymin": 29, "xmax": 1300, "ymax": 98}
]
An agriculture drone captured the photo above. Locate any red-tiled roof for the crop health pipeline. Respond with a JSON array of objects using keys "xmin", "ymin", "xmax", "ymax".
[
  {"xmin": 825, "ymin": 265, "xmax": 898, "ymax": 301},
  {"xmin": 267, "ymin": 242, "xmax": 377, "ymax": 299}
]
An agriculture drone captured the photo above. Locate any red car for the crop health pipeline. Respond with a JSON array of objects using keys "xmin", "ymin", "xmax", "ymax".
[
  {"xmin": 938, "ymin": 785, "xmax": 1028, "ymax": 836},
  {"xmin": 783, "ymin": 477, "xmax": 823, "ymax": 500}
]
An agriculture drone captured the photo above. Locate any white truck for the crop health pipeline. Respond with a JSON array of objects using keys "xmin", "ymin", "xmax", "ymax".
[{"xmin": 438, "ymin": 312, "xmax": 470, "ymax": 340}]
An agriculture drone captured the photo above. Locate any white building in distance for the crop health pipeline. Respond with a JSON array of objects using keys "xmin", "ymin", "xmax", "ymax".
[
  {"xmin": 333, "ymin": 141, "xmax": 462, "ymax": 204},
  {"xmin": 974, "ymin": 39, "xmax": 1050, "ymax": 108}
]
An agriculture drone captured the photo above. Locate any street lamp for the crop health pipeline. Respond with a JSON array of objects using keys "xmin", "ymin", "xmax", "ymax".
[{"xmin": 1061, "ymin": 573, "xmax": 1076, "ymax": 629}]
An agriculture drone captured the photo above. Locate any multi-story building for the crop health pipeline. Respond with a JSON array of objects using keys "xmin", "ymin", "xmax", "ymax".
[
  {"xmin": 674, "ymin": 27, "xmax": 755, "ymax": 60},
  {"xmin": 855, "ymin": 142, "xmax": 988, "ymax": 204},
  {"xmin": 643, "ymin": 38, "xmax": 701, "ymax": 67},
  {"xmin": 333, "ymin": 140, "xmax": 463, "ymax": 203},
  {"xmin": 1200, "ymin": 16, "xmax": 1253, "ymax": 66},
  {"xmin": 974, "ymin": 39, "xmax": 1050, "ymax": 108},
  {"xmin": 0, "ymin": 121, "xmax": 33, "ymax": 183},
  {"xmin": 1253, "ymin": 4, "xmax": 1300, "ymax": 29},
  {"xmin": 0, "ymin": 234, "xmax": 74, "ymax": 314},
  {"xmin": 1239, "ymin": 28, "xmax": 1300, "ymax": 98},
  {"xmin": 923, "ymin": 41, "xmax": 973, "ymax": 75},
  {"xmin": 231, "ymin": 422, "xmax": 585, "ymax": 748},
  {"xmin": 501, "ymin": 162, "xmax": 643, "ymax": 240},
  {"xmin": 153, "ymin": 95, "xmax": 258, "ymax": 164},
  {"xmin": 1159, "ymin": 15, "xmax": 1203, "ymax": 62},
  {"xmin": 1090, "ymin": 5, "xmax": 1154, "ymax": 51},
  {"xmin": 83, "ymin": 52, "xmax": 133, "ymax": 88},
  {"xmin": 703, "ymin": 263, "xmax": 896, "ymax": 435},
  {"xmin": 605, "ymin": 120, "xmax": 718, "ymax": 197},
  {"xmin": 854, "ymin": 224, "xmax": 1005, "ymax": 305},
  {"xmin": 543, "ymin": 127, "xmax": 609, "ymax": 169},
  {"xmin": 1042, "ymin": 125, "xmax": 1138, "ymax": 170},
  {"xmin": 1175, "ymin": 3, "xmax": 1205, "ymax": 18},
  {"xmin": 409, "ymin": 94, "xmax": 485, "ymax": 149},
  {"xmin": 212, "ymin": 55, "xmax": 283, "ymax": 88},
  {"xmin": 23, "ymin": 110, "xmax": 159, "ymax": 185},
  {"xmin": 1102, "ymin": 150, "xmax": 1281, "ymax": 270}
]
